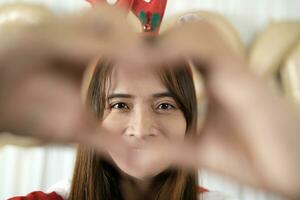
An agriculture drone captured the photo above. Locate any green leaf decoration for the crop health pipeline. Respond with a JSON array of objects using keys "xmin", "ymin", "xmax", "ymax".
[
  {"xmin": 150, "ymin": 13, "xmax": 161, "ymax": 31},
  {"xmin": 139, "ymin": 11, "xmax": 147, "ymax": 25}
]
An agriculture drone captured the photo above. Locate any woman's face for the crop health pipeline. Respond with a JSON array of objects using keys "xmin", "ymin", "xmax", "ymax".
[{"xmin": 101, "ymin": 65, "xmax": 187, "ymax": 180}]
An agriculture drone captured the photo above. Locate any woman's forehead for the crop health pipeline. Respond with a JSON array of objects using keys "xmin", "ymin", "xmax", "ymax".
[{"xmin": 108, "ymin": 66, "xmax": 168, "ymax": 95}]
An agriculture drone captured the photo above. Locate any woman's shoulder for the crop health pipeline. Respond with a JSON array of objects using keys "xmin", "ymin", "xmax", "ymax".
[
  {"xmin": 8, "ymin": 191, "xmax": 63, "ymax": 200},
  {"xmin": 8, "ymin": 180, "xmax": 70, "ymax": 200}
]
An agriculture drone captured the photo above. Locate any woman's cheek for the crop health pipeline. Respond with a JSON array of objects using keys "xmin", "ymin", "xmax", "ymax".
[
  {"xmin": 156, "ymin": 112, "xmax": 186, "ymax": 141},
  {"xmin": 102, "ymin": 112, "xmax": 128, "ymax": 135}
]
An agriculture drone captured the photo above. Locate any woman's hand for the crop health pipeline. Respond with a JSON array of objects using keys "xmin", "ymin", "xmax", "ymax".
[
  {"xmin": 150, "ymin": 21, "xmax": 300, "ymax": 199},
  {"xmin": 0, "ymin": 6, "xmax": 147, "ymax": 143}
]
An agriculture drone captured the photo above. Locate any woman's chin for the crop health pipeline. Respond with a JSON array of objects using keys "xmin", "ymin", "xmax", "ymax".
[
  {"xmin": 115, "ymin": 159, "xmax": 160, "ymax": 179},
  {"xmin": 109, "ymin": 149, "xmax": 171, "ymax": 179}
]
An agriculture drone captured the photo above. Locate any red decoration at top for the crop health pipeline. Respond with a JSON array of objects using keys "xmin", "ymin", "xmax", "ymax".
[{"xmin": 86, "ymin": 0, "xmax": 168, "ymax": 35}]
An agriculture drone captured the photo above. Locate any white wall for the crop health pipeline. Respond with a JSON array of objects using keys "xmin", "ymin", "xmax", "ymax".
[
  {"xmin": 0, "ymin": 145, "xmax": 75, "ymax": 199},
  {"xmin": 1, "ymin": 0, "xmax": 300, "ymax": 199}
]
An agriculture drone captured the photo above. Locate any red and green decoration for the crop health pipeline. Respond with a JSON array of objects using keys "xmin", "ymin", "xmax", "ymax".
[{"xmin": 86, "ymin": 0, "xmax": 168, "ymax": 35}]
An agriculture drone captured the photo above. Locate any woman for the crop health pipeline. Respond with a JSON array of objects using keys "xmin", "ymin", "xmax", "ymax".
[
  {"xmin": 11, "ymin": 56, "xmax": 234, "ymax": 200},
  {"xmin": 69, "ymin": 59, "xmax": 199, "ymax": 200},
  {"xmin": 66, "ymin": 1, "xmax": 206, "ymax": 198}
]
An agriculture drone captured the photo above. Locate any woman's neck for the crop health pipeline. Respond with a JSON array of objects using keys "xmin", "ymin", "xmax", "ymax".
[{"xmin": 120, "ymin": 175, "xmax": 154, "ymax": 200}]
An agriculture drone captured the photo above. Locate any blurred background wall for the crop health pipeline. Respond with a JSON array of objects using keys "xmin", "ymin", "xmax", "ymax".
[{"xmin": 1, "ymin": 0, "xmax": 300, "ymax": 199}]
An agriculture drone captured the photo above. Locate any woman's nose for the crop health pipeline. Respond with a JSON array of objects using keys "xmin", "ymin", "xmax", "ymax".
[{"xmin": 125, "ymin": 107, "xmax": 157, "ymax": 139}]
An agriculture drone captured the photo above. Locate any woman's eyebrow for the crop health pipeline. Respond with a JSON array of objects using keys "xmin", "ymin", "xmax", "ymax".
[
  {"xmin": 152, "ymin": 92, "xmax": 174, "ymax": 98},
  {"xmin": 108, "ymin": 93, "xmax": 133, "ymax": 100}
]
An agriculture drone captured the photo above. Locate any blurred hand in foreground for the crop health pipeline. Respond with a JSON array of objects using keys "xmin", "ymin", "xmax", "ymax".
[
  {"xmin": 0, "ymin": 6, "xmax": 149, "ymax": 144},
  {"xmin": 133, "ymin": 21, "xmax": 300, "ymax": 200}
]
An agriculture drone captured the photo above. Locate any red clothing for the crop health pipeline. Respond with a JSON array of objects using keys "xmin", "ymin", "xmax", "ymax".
[
  {"xmin": 8, "ymin": 192, "xmax": 63, "ymax": 200},
  {"xmin": 197, "ymin": 186, "xmax": 209, "ymax": 193},
  {"xmin": 9, "ymin": 186, "xmax": 208, "ymax": 200}
]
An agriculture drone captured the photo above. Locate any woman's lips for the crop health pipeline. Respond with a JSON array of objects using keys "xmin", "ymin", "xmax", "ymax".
[
  {"xmin": 129, "ymin": 145, "xmax": 144, "ymax": 150},
  {"xmin": 126, "ymin": 141, "xmax": 146, "ymax": 150}
]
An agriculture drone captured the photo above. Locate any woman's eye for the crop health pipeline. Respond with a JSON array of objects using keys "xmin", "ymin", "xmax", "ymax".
[
  {"xmin": 157, "ymin": 103, "xmax": 175, "ymax": 110},
  {"xmin": 110, "ymin": 103, "xmax": 129, "ymax": 110}
]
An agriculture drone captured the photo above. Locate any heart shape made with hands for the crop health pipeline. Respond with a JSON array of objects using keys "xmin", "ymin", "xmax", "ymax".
[
  {"xmin": 1, "ymin": 4, "xmax": 300, "ymax": 198},
  {"xmin": 79, "ymin": 6, "xmax": 300, "ymax": 196},
  {"xmin": 0, "ymin": 2, "xmax": 244, "ymax": 147}
]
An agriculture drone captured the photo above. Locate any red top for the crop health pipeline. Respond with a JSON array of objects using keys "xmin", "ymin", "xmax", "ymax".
[
  {"xmin": 9, "ymin": 187, "xmax": 208, "ymax": 200},
  {"xmin": 8, "ymin": 192, "xmax": 63, "ymax": 200}
]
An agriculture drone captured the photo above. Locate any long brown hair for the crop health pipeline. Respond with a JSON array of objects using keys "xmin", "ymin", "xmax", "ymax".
[{"xmin": 69, "ymin": 60, "xmax": 199, "ymax": 200}]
